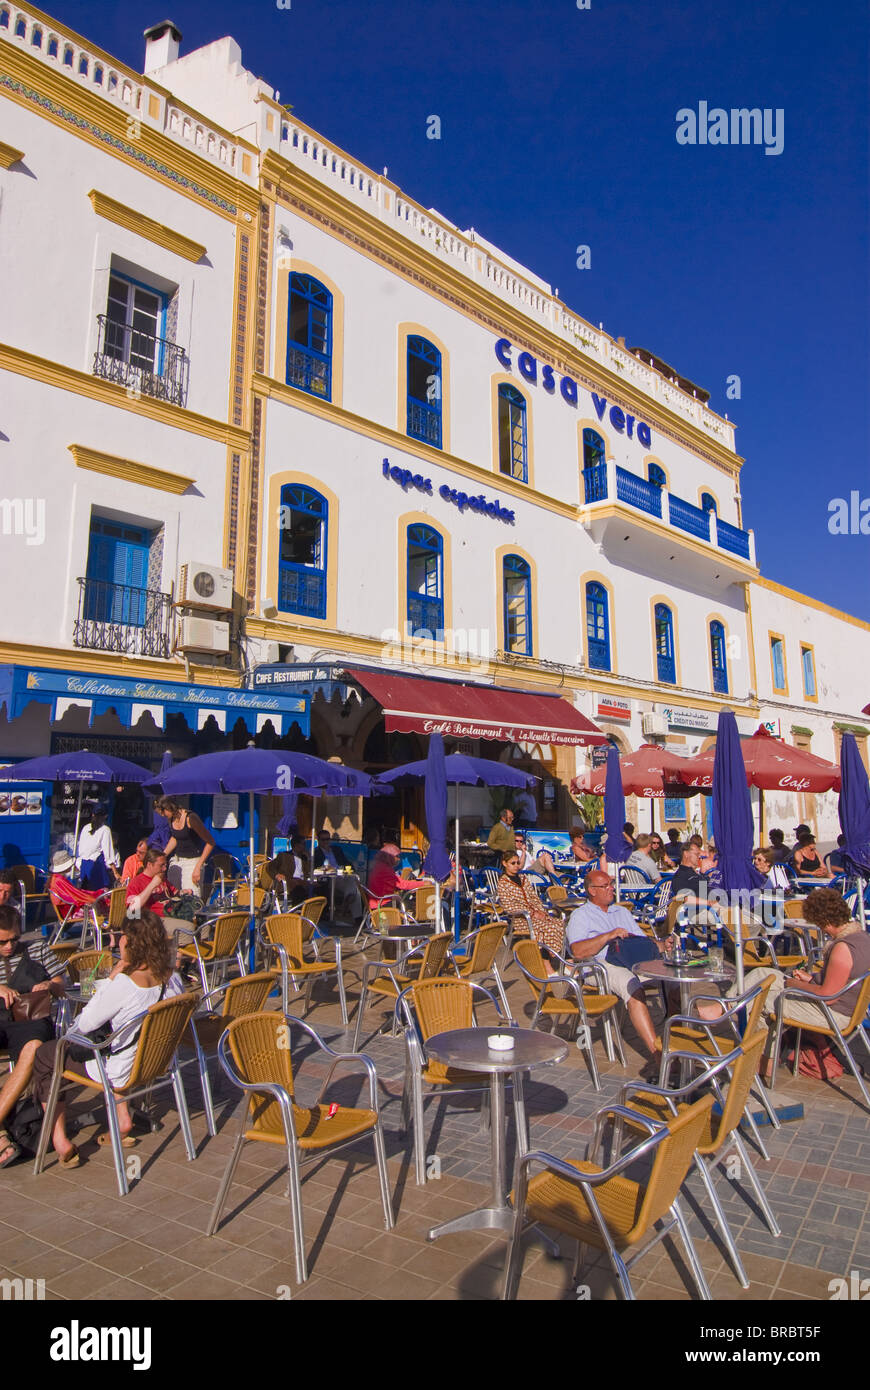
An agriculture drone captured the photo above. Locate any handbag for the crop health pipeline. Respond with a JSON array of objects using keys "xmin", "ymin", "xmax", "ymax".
[
  {"xmin": 605, "ymin": 935, "xmax": 661, "ymax": 970},
  {"xmin": 11, "ymin": 990, "xmax": 53, "ymax": 1023}
]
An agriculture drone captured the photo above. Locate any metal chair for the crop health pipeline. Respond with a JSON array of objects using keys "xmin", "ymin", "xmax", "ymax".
[
  {"xmin": 90, "ymin": 886, "xmax": 129, "ymax": 945},
  {"xmin": 397, "ymin": 977, "xmax": 522, "ymax": 1185},
  {"xmin": 182, "ymin": 971, "xmax": 278, "ymax": 1136},
  {"xmin": 502, "ymin": 1088, "xmax": 718, "ymax": 1300},
  {"xmin": 63, "ymin": 949, "xmax": 113, "ymax": 985},
  {"xmin": 353, "ymin": 931, "xmax": 453, "ymax": 1051},
  {"xmin": 770, "ymin": 971, "xmax": 870, "ymax": 1109},
  {"xmin": 207, "ymin": 1010, "xmax": 393, "ymax": 1283},
  {"xmin": 259, "ymin": 912, "xmax": 347, "ymax": 1023},
  {"xmin": 176, "ymin": 911, "xmax": 250, "ymax": 994},
  {"xmin": 34, "ymin": 991, "xmax": 198, "ymax": 1196},
  {"xmin": 451, "ymin": 922, "xmax": 512, "ymax": 1016},
  {"xmin": 621, "ymin": 1032, "xmax": 781, "ymax": 1290},
  {"xmin": 512, "ymin": 938, "xmax": 624, "ymax": 1089}
]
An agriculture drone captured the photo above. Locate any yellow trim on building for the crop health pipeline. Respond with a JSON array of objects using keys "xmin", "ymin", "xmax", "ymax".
[
  {"xmin": 272, "ymin": 260, "xmax": 345, "ymax": 408},
  {"xmin": 495, "ymin": 543, "xmax": 539, "ymax": 659},
  {"xmin": 68, "ymin": 443, "xmax": 194, "ymax": 494},
  {"xmin": 1, "ymin": 38, "xmax": 259, "ymax": 222},
  {"xmin": 0, "ymin": 141, "xmax": 24, "ymax": 168},
  {"xmin": 0, "ymin": 342, "xmax": 250, "ymax": 449},
  {"xmin": 261, "ymin": 151, "xmax": 742, "ymax": 478},
  {"xmin": 490, "ymin": 373, "xmax": 535, "ymax": 489},
  {"xmin": 642, "ymin": 454, "xmax": 670, "ymax": 488},
  {"xmin": 650, "ymin": 593, "xmax": 683, "ymax": 690},
  {"xmin": 396, "ymin": 510, "xmax": 453, "ymax": 653},
  {"xmin": 799, "ymin": 642, "xmax": 818, "ymax": 704},
  {"xmin": 755, "ymin": 577, "xmax": 870, "ymax": 633},
  {"xmin": 396, "ymin": 323, "xmax": 451, "ymax": 455},
  {"xmin": 579, "ymin": 570, "xmax": 618, "ymax": 675},
  {"xmin": 264, "ymin": 470, "xmax": 339, "ymax": 631},
  {"xmin": 252, "ymin": 371, "xmax": 576, "ymax": 520},
  {"xmin": 578, "ymin": 502, "xmax": 758, "ymax": 577},
  {"xmin": 768, "ymin": 630, "xmax": 789, "ymax": 695},
  {"xmin": 0, "ymin": 639, "xmax": 245, "ymax": 687},
  {"xmin": 87, "ymin": 189, "xmax": 206, "ymax": 262}
]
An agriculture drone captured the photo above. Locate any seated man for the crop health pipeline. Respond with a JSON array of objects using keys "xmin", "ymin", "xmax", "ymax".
[
  {"xmin": 826, "ymin": 834, "xmax": 848, "ymax": 873},
  {"xmin": 0, "ymin": 871, "xmax": 20, "ymax": 910},
  {"xmin": 0, "ymin": 903, "xmax": 65, "ymax": 1167},
  {"xmin": 767, "ymin": 828, "xmax": 791, "ymax": 864},
  {"xmin": 313, "ymin": 829, "xmax": 350, "ymax": 871},
  {"xmin": 487, "ymin": 808, "xmax": 515, "ymax": 858},
  {"xmin": 665, "ymin": 842, "xmax": 718, "ymax": 933},
  {"xmin": 626, "ymin": 833, "xmax": 662, "ymax": 883},
  {"xmin": 265, "ymin": 835, "xmax": 311, "ymax": 905},
  {"xmin": 513, "ymin": 831, "xmax": 556, "ymax": 879},
  {"xmin": 565, "ymin": 870, "xmax": 661, "ymax": 1074}
]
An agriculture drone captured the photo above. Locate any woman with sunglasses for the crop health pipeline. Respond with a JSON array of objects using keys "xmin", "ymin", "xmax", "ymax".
[
  {"xmin": 32, "ymin": 912, "xmax": 184, "ymax": 1167},
  {"xmin": 647, "ymin": 834, "xmax": 676, "ymax": 871}
]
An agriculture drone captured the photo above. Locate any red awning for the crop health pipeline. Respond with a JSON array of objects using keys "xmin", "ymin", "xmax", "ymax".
[{"xmin": 346, "ymin": 668, "xmax": 608, "ymax": 747}]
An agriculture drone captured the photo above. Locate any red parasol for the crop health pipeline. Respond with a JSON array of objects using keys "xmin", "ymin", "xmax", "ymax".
[
  {"xmin": 672, "ymin": 725, "xmax": 841, "ymax": 793},
  {"xmin": 571, "ymin": 743, "xmax": 699, "ymax": 799}
]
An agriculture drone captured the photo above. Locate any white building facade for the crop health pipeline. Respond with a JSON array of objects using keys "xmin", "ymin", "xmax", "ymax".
[{"xmin": 1, "ymin": 7, "xmax": 868, "ymax": 857}]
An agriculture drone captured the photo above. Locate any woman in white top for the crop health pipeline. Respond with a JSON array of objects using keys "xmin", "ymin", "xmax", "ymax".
[
  {"xmin": 33, "ymin": 911, "xmax": 183, "ymax": 1167},
  {"xmin": 75, "ymin": 805, "xmax": 120, "ymax": 891}
]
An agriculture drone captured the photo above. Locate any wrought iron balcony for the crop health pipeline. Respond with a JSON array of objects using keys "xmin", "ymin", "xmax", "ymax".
[
  {"xmin": 286, "ymin": 345, "xmax": 331, "ymax": 400},
  {"xmin": 92, "ymin": 315, "xmax": 189, "ymax": 407},
  {"xmin": 407, "ymin": 399, "xmax": 442, "ymax": 448},
  {"xmin": 407, "ymin": 593, "xmax": 444, "ymax": 637},
  {"xmin": 74, "ymin": 578, "xmax": 172, "ymax": 659},
  {"xmin": 580, "ymin": 459, "xmax": 755, "ymax": 574},
  {"xmin": 278, "ymin": 566, "xmax": 326, "ymax": 619}
]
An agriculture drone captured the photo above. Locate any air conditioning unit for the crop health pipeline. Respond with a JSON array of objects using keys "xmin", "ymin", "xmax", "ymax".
[
  {"xmin": 178, "ymin": 562, "xmax": 234, "ymax": 611},
  {"xmin": 641, "ymin": 713, "xmax": 668, "ymax": 738},
  {"xmin": 177, "ymin": 616, "xmax": 230, "ymax": 654}
]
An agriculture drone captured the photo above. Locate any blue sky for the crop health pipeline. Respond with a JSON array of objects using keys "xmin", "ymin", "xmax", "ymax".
[{"xmin": 52, "ymin": 0, "xmax": 870, "ymax": 617}]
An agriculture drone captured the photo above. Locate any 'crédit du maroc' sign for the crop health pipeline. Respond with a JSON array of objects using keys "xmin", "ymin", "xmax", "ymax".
[{"xmin": 494, "ymin": 338, "xmax": 653, "ymax": 447}]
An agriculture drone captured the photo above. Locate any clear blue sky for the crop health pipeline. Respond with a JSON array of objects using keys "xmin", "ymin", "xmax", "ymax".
[{"xmin": 51, "ymin": 0, "xmax": 870, "ymax": 617}]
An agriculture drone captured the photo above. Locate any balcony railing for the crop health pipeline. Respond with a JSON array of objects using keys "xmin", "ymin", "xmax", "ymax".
[
  {"xmin": 286, "ymin": 345, "xmax": 331, "ymax": 400},
  {"xmin": 615, "ymin": 467, "xmax": 662, "ymax": 518},
  {"xmin": 407, "ymin": 400, "xmax": 442, "ymax": 448},
  {"xmin": 668, "ymin": 493, "xmax": 711, "ymax": 541},
  {"xmin": 74, "ymin": 578, "xmax": 172, "ymax": 658},
  {"xmin": 716, "ymin": 517, "xmax": 751, "ymax": 559},
  {"xmin": 278, "ymin": 566, "xmax": 326, "ymax": 619},
  {"xmin": 92, "ymin": 315, "xmax": 189, "ymax": 407},
  {"xmin": 712, "ymin": 666, "xmax": 729, "ymax": 694},
  {"xmin": 408, "ymin": 594, "xmax": 444, "ymax": 637},
  {"xmin": 583, "ymin": 463, "xmax": 608, "ymax": 503}
]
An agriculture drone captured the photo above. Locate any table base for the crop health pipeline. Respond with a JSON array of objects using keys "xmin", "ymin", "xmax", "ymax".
[{"xmin": 428, "ymin": 1204, "xmax": 516, "ymax": 1240}]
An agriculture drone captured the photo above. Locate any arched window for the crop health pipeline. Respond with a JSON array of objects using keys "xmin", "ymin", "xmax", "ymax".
[
  {"xmin": 407, "ymin": 524, "xmax": 443, "ymax": 637},
  {"xmin": 585, "ymin": 582, "xmax": 611, "ymax": 671},
  {"xmin": 407, "ymin": 336, "xmax": 442, "ymax": 448},
  {"xmin": 498, "ymin": 384, "xmax": 527, "ymax": 482},
  {"xmin": 582, "ymin": 429, "xmax": 607, "ymax": 503},
  {"xmin": 278, "ymin": 485, "xmax": 328, "ymax": 618},
  {"xmin": 583, "ymin": 428, "xmax": 605, "ymax": 470},
  {"xmin": 701, "ymin": 492, "xmax": 717, "ymax": 513},
  {"xmin": 286, "ymin": 274, "xmax": 332, "ymax": 400},
  {"xmin": 648, "ymin": 462, "xmax": 667, "ymax": 490},
  {"xmin": 710, "ymin": 620, "xmax": 728, "ymax": 694},
  {"xmin": 654, "ymin": 604, "xmax": 676, "ymax": 683},
  {"xmin": 503, "ymin": 555, "xmax": 532, "ymax": 655}
]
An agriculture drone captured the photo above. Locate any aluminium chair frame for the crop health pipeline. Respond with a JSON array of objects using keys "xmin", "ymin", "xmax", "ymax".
[
  {"xmin": 770, "ymin": 971, "xmax": 870, "ymax": 1109},
  {"xmin": 33, "ymin": 1004, "xmax": 197, "ymax": 1197},
  {"xmin": 512, "ymin": 944, "xmax": 625, "ymax": 1089},
  {"xmin": 449, "ymin": 923, "xmax": 512, "ymax": 1017},
  {"xmin": 258, "ymin": 913, "xmax": 347, "ymax": 1023},
  {"xmin": 352, "ymin": 932, "xmax": 452, "ymax": 1051},
  {"xmin": 183, "ymin": 972, "xmax": 278, "ymax": 1137},
  {"xmin": 502, "ymin": 1101, "xmax": 714, "ymax": 1301},
  {"xmin": 207, "ymin": 1013, "xmax": 394, "ymax": 1284}
]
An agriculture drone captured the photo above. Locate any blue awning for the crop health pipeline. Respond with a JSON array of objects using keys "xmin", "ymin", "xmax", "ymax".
[{"xmin": 0, "ymin": 665, "xmax": 310, "ymax": 738}]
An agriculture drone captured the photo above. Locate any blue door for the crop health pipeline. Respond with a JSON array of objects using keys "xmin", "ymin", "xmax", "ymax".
[{"xmin": 86, "ymin": 520, "xmax": 150, "ymax": 625}]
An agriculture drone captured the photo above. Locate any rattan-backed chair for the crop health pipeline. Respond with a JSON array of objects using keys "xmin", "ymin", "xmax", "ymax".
[
  {"xmin": 353, "ymin": 931, "xmax": 453, "ymax": 1051},
  {"xmin": 621, "ymin": 1032, "xmax": 781, "ymax": 1289},
  {"xmin": 403, "ymin": 883, "xmax": 438, "ymax": 924},
  {"xmin": 770, "ymin": 971, "xmax": 870, "ymax": 1109},
  {"xmin": 658, "ymin": 977, "xmax": 781, "ymax": 1144},
  {"xmin": 233, "ymin": 884, "xmax": 271, "ymax": 914},
  {"xmin": 177, "ymin": 911, "xmax": 249, "ymax": 994},
  {"xmin": 259, "ymin": 913, "xmax": 347, "ymax": 1022},
  {"xmin": 512, "ymin": 938, "xmax": 624, "ymax": 1089},
  {"xmin": 64, "ymin": 949, "xmax": 113, "ymax": 985},
  {"xmin": 452, "ymin": 922, "xmax": 511, "ymax": 1016},
  {"xmin": 721, "ymin": 922, "xmax": 806, "ymax": 972},
  {"xmin": 34, "ymin": 991, "xmax": 198, "ymax": 1196},
  {"xmin": 8, "ymin": 864, "xmax": 51, "ymax": 926},
  {"xmin": 502, "ymin": 1089, "xmax": 718, "ymax": 1300},
  {"xmin": 207, "ymin": 1010, "xmax": 393, "ymax": 1283},
  {"xmin": 182, "ymin": 971, "xmax": 278, "ymax": 1136},
  {"xmin": 397, "ymin": 978, "xmax": 519, "ymax": 1184}
]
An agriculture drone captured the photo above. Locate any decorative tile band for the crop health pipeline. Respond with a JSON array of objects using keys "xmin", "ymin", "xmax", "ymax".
[{"xmin": 0, "ymin": 73, "xmax": 238, "ymax": 214}]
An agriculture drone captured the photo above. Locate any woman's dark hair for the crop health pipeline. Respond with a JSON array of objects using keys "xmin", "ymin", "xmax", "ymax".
[
  {"xmin": 501, "ymin": 850, "xmax": 519, "ymax": 869},
  {"xmin": 120, "ymin": 911, "xmax": 173, "ymax": 980},
  {"xmin": 802, "ymin": 889, "xmax": 853, "ymax": 930}
]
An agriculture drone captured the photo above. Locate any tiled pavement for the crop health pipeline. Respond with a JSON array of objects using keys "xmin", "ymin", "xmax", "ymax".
[{"xmin": 0, "ymin": 940, "xmax": 868, "ymax": 1302}]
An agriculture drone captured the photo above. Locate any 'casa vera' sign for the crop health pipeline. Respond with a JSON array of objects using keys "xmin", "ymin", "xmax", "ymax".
[{"xmin": 494, "ymin": 339, "xmax": 653, "ymax": 447}]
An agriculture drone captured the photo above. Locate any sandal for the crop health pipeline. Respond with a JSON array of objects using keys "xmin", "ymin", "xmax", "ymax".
[
  {"xmin": 97, "ymin": 1131, "xmax": 138, "ymax": 1148},
  {"xmin": 0, "ymin": 1129, "xmax": 22, "ymax": 1169},
  {"xmin": 57, "ymin": 1144, "xmax": 81, "ymax": 1169}
]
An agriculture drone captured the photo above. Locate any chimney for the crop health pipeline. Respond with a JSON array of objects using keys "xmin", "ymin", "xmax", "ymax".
[{"xmin": 143, "ymin": 20, "xmax": 182, "ymax": 73}]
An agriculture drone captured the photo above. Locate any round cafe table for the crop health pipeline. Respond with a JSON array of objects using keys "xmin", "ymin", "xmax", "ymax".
[
  {"xmin": 634, "ymin": 956, "xmax": 734, "ymax": 1019},
  {"xmin": 424, "ymin": 1027, "xmax": 567, "ymax": 1241}
]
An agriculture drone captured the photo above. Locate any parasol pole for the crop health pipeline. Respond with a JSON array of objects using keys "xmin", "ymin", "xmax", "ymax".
[
  {"xmin": 310, "ymin": 794, "xmax": 318, "ymax": 880},
  {"xmin": 72, "ymin": 781, "xmax": 85, "ymax": 871},
  {"xmin": 453, "ymin": 784, "xmax": 461, "ymax": 942},
  {"xmin": 734, "ymin": 899, "xmax": 745, "ymax": 994}
]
